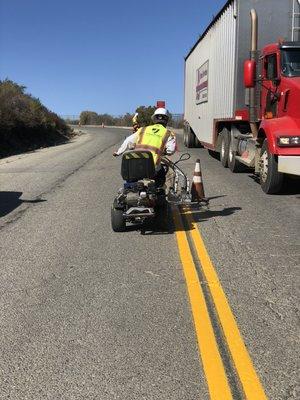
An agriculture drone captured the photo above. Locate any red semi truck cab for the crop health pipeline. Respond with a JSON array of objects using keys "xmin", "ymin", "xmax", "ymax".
[
  {"xmin": 248, "ymin": 41, "xmax": 300, "ymax": 177},
  {"xmin": 230, "ymin": 37, "xmax": 300, "ymax": 193}
]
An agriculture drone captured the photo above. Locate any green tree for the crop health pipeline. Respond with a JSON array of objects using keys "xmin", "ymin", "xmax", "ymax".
[
  {"xmin": 79, "ymin": 111, "xmax": 99, "ymax": 125},
  {"xmin": 98, "ymin": 113, "xmax": 115, "ymax": 126},
  {"xmin": 120, "ymin": 113, "xmax": 131, "ymax": 126},
  {"xmin": 135, "ymin": 106, "xmax": 156, "ymax": 126}
]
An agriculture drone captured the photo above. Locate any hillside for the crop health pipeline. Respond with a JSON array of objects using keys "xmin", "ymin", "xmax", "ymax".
[{"xmin": 0, "ymin": 80, "xmax": 73, "ymax": 158}]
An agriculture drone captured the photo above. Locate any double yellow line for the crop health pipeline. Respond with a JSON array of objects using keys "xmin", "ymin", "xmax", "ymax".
[{"xmin": 172, "ymin": 206, "xmax": 267, "ymax": 400}]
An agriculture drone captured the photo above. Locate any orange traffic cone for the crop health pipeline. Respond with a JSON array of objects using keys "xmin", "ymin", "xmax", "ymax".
[{"xmin": 191, "ymin": 159, "xmax": 207, "ymax": 203}]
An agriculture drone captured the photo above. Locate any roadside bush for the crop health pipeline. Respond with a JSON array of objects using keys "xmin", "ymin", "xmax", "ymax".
[
  {"xmin": 0, "ymin": 79, "xmax": 72, "ymax": 158},
  {"xmin": 78, "ymin": 107, "xmax": 156, "ymax": 127},
  {"xmin": 76, "ymin": 106, "xmax": 182, "ymax": 128},
  {"xmin": 79, "ymin": 111, "xmax": 99, "ymax": 125},
  {"xmin": 135, "ymin": 106, "xmax": 156, "ymax": 126}
]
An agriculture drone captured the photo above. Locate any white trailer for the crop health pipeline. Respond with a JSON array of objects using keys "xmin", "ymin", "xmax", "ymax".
[{"xmin": 183, "ymin": 0, "xmax": 295, "ymax": 150}]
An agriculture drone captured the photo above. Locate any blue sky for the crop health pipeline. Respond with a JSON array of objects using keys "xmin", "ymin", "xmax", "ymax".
[{"xmin": 0, "ymin": 0, "xmax": 226, "ymax": 115}]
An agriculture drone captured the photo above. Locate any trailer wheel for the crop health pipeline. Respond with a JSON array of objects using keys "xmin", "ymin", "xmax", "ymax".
[
  {"xmin": 259, "ymin": 139, "xmax": 284, "ymax": 194},
  {"xmin": 220, "ymin": 129, "xmax": 230, "ymax": 167},
  {"xmin": 186, "ymin": 128, "xmax": 195, "ymax": 148},
  {"xmin": 111, "ymin": 206, "xmax": 126, "ymax": 232},
  {"xmin": 228, "ymin": 141, "xmax": 243, "ymax": 172},
  {"xmin": 183, "ymin": 129, "xmax": 188, "ymax": 147}
]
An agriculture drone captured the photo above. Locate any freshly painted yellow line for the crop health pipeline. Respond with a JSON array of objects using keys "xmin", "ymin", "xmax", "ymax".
[
  {"xmin": 184, "ymin": 208, "xmax": 268, "ymax": 400},
  {"xmin": 172, "ymin": 206, "xmax": 232, "ymax": 400}
]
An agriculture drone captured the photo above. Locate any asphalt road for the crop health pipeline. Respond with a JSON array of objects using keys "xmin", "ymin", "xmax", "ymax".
[{"xmin": 0, "ymin": 126, "xmax": 299, "ymax": 399}]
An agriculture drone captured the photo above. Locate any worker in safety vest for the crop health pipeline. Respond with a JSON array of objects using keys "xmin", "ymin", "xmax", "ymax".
[{"xmin": 113, "ymin": 108, "xmax": 176, "ymax": 185}]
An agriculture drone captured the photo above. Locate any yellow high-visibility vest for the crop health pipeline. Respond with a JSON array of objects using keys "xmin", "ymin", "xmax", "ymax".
[{"xmin": 135, "ymin": 124, "xmax": 170, "ymax": 165}]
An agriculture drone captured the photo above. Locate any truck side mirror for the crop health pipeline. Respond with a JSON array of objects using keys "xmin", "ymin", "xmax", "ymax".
[{"xmin": 244, "ymin": 60, "xmax": 256, "ymax": 88}]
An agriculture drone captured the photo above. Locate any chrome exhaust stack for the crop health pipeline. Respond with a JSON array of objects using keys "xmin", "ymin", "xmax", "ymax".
[{"xmin": 249, "ymin": 9, "xmax": 258, "ymax": 138}]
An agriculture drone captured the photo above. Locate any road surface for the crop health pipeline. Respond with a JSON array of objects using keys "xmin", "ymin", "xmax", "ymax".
[{"xmin": 0, "ymin": 126, "xmax": 299, "ymax": 399}]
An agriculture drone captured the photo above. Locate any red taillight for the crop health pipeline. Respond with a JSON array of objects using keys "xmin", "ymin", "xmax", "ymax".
[{"xmin": 244, "ymin": 60, "xmax": 256, "ymax": 88}]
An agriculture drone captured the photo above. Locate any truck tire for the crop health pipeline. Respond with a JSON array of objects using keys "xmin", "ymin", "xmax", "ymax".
[
  {"xmin": 186, "ymin": 128, "xmax": 195, "ymax": 148},
  {"xmin": 111, "ymin": 206, "xmax": 126, "ymax": 232},
  {"xmin": 220, "ymin": 129, "xmax": 230, "ymax": 167},
  {"xmin": 183, "ymin": 129, "xmax": 188, "ymax": 147},
  {"xmin": 259, "ymin": 139, "xmax": 284, "ymax": 194},
  {"xmin": 228, "ymin": 140, "xmax": 243, "ymax": 172}
]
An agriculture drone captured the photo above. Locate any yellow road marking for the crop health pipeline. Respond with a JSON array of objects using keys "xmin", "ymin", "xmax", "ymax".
[
  {"xmin": 183, "ymin": 208, "xmax": 268, "ymax": 400},
  {"xmin": 172, "ymin": 206, "xmax": 232, "ymax": 400}
]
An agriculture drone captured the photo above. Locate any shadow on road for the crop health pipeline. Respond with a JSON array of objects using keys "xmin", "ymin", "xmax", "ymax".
[
  {"xmin": 0, "ymin": 192, "xmax": 46, "ymax": 217},
  {"xmin": 126, "ymin": 205, "xmax": 175, "ymax": 235},
  {"xmin": 205, "ymin": 195, "xmax": 227, "ymax": 201},
  {"xmin": 131, "ymin": 198, "xmax": 240, "ymax": 235},
  {"xmin": 176, "ymin": 204, "xmax": 242, "ymax": 231},
  {"xmin": 141, "ymin": 207, "xmax": 175, "ymax": 235},
  {"xmin": 249, "ymin": 174, "xmax": 300, "ymax": 195}
]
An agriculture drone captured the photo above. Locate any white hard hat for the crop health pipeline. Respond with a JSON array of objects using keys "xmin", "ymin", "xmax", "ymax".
[
  {"xmin": 153, "ymin": 107, "xmax": 167, "ymax": 116},
  {"xmin": 151, "ymin": 107, "xmax": 169, "ymax": 126}
]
